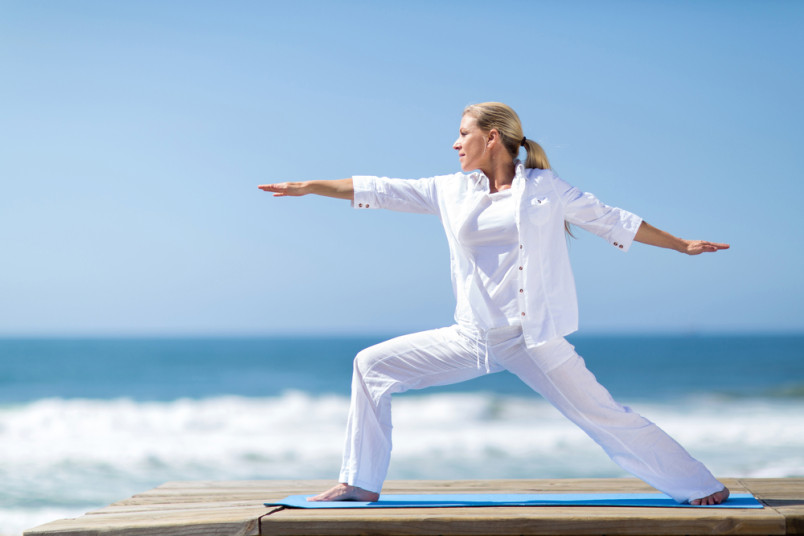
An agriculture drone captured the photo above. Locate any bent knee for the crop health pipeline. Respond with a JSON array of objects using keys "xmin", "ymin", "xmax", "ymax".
[
  {"xmin": 354, "ymin": 346, "xmax": 382, "ymax": 375},
  {"xmin": 352, "ymin": 347, "xmax": 401, "ymax": 403}
]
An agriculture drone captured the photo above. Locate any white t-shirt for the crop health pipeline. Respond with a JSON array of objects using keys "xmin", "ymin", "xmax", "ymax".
[{"xmin": 457, "ymin": 189, "xmax": 521, "ymax": 328}]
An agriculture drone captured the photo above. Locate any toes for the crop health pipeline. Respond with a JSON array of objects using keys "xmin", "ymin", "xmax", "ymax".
[
  {"xmin": 305, "ymin": 484, "xmax": 379, "ymax": 502},
  {"xmin": 691, "ymin": 487, "xmax": 730, "ymax": 506},
  {"xmin": 307, "ymin": 484, "xmax": 350, "ymax": 502}
]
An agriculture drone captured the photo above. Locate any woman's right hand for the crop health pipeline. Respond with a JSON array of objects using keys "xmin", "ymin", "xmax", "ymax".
[
  {"xmin": 258, "ymin": 182, "xmax": 309, "ymax": 197},
  {"xmin": 258, "ymin": 179, "xmax": 354, "ymax": 201}
]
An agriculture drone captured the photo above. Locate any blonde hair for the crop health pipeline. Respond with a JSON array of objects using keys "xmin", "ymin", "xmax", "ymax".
[
  {"xmin": 463, "ymin": 102, "xmax": 572, "ymax": 236},
  {"xmin": 462, "ymin": 102, "xmax": 550, "ymax": 169}
]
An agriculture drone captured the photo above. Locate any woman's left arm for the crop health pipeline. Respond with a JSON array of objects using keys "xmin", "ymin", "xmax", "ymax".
[{"xmin": 634, "ymin": 221, "xmax": 730, "ymax": 255}]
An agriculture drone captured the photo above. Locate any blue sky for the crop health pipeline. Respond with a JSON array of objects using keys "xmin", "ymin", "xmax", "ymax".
[{"xmin": 1, "ymin": 1, "xmax": 802, "ymax": 336}]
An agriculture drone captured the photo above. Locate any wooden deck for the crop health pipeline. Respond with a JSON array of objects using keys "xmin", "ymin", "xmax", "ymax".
[{"xmin": 24, "ymin": 478, "xmax": 804, "ymax": 536}]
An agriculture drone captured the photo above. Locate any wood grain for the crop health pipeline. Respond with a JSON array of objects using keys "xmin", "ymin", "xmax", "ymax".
[{"xmin": 22, "ymin": 478, "xmax": 802, "ymax": 536}]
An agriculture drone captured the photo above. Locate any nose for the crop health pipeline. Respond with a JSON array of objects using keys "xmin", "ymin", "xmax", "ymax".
[{"xmin": 453, "ymin": 138, "xmax": 460, "ymax": 150}]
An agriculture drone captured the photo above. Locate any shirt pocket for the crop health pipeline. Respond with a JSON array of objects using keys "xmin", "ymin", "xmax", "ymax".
[{"xmin": 525, "ymin": 196, "xmax": 552, "ymax": 225}]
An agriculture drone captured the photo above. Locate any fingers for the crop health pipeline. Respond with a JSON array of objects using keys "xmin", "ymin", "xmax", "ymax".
[
  {"xmin": 258, "ymin": 183, "xmax": 284, "ymax": 192},
  {"xmin": 258, "ymin": 181, "xmax": 309, "ymax": 197},
  {"xmin": 700, "ymin": 241, "xmax": 730, "ymax": 253},
  {"xmin": 686, "ymin": 240, "xmax": 730, "ymax": 255},
  {"xmin": 258, "ymin": 183, "xmax": 292, "ymax": 197}
]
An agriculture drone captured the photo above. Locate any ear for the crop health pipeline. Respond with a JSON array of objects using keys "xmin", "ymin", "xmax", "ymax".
[{"xmin": 486, "ymin": 128, "xmax": 501, "ymax": 147}]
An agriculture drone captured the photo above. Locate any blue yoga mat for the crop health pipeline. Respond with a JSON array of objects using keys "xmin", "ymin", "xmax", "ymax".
[{"xmin": 266, "ymin": 492, "xmax": 762, "ymax": 509}]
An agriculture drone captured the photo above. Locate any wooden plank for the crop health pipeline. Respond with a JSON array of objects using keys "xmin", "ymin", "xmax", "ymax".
[
  {"xmin": 23, "ymin": 508, "xmax": 264, "ymax": 536},
  {"xmin": 260, "ymin": 478, "xmax": 788, "ymax": 536},
  {"xmin": 741, "ymin": 478, "xmax": 804, "ymax": 535},
  {"xmin": 23, "ymin": 481, "xmax": 270, "ymax": 536},
  {"xmin": 23, "ymin": 478, "xmax": 802, "ymax": 536},
  {"xmin": 262, "ymin": 508, "xmax": 782, "ymax": 536}
]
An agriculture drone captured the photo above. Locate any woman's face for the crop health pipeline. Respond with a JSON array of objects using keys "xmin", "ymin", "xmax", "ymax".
[{"xmin": 453, "ymin": 114, "xmax": 489, "ymax": 172}]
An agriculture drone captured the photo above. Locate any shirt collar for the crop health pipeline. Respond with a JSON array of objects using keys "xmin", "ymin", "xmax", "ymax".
[
  {"xmin": 513, "ymin": 159, "xmax": 526, "ymax": 182},
  {"xmin": 469, "ymin": 160, "xmax": 526, "ymax": 191}
]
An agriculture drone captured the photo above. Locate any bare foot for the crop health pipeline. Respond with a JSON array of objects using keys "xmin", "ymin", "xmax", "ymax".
[
  {"xmin": 691, "ymin": 487, "xmax": 730, "ymax": 505},
  {"xmin": 307, "ymin": 483, "xmax": 380, "ymax": 502}
]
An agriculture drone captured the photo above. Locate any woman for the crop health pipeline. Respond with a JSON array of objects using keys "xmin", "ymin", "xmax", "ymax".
[{"xmin": 259, "ymin": 102, "xmax": 730, "ymax": 505}]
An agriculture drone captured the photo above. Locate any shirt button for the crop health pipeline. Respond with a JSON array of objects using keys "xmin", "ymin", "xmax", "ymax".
[
  {"xmin": 519, "ymin": 289, "xmax": 524, "ymax": 293},
  {"xmin": 365, "ymin": 203, "xmax": 370, "ymax": 208},
  {"xmin": 519, "ymin": 244, "xmax": 523, "ymax": 249},
  {"xmin": 358, "ymin": 203, "xmax": 363, "ymax": 207},
  {"xmin": 521, "ymin": 312, "xmax": 526, "ymax": 316},
  {"xmin": 613, "ymin": 241, "xmax": 619, "ymax": 246},
  {"xmin": 619, "ymin": 244, "xmax": 623, "ymax": 249},
  {"xmin": 518, "ymin": 266, "xmax": 523, "ymax": 270}
]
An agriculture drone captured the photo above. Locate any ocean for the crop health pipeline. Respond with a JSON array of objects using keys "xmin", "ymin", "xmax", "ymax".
[{"xmin": 1, "ymin": 334, "xmax": 803, "ymax": 535}]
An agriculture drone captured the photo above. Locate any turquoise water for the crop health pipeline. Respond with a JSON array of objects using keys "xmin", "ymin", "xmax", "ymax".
[{"xmin": 1, "ymin": 334, "xmax": 801, "ymax": 402}]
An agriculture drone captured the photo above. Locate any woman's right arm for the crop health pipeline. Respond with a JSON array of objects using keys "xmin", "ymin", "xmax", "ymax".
[{"xmin": 258, "ymin": 179, "xmax": 354, "ymax": 200}]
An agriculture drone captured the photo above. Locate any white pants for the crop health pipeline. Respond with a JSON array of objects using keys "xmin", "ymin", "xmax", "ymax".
[{"xmin": 338, "ymin": 325, "xmax": 724, "ymax": 503}]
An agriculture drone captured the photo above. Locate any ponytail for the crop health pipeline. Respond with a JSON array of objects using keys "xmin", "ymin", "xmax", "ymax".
[
  {"xmin": 521, "ymin": 138, "xmax": 550, "ymax": 170},
  {"xmin": 464, "ymin": 102, "xmax": 572, "ymax": 237},
  {"xmin": 465, "ymin": 103, "xmax": 552, "ymax": 171}
]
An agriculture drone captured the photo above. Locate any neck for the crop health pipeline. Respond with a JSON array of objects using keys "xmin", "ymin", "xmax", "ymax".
[{"xmin": 483, "ymin": 159, "xmax": 516, "ymax": 194}]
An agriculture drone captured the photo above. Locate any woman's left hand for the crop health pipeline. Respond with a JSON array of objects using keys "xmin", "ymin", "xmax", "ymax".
[
  {"xmin": 680, "ymin": 240, "xmax": 730, "ymax": 255},
  {"xmin": 634, "ymin": 222, "xmax": 730, "ymax": 255}
]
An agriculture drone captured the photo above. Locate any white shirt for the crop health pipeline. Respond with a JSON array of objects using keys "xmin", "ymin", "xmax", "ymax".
[
  {"xmin": 352, "ymin": 161, "xmax": 643, "ymax": 349},
  {"xmin": 457, "ymin": 189, "xmax": 520, "ymax": 329}
]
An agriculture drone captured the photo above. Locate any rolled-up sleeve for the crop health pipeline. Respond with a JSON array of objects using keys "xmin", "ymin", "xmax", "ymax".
[
  {"xmin": 352, "ymin": 175, "xmax": 438, "ymax": 215},
  {"xmin": 555, "ymin": 177, "xmax": 642, "ymax": 252}
]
